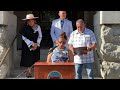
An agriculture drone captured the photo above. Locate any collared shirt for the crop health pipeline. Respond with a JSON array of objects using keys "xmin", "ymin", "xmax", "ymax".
[
  {"xmin": 68, "ymin": 28, "xmax": 97, "ymax": 64},
  {"xmin": 50, "ymin": 18, "xmax": 73, "ymax": 43}
]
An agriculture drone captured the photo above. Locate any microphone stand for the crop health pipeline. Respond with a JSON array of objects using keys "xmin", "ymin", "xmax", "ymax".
[{"xmin": 48, "ymin": 45, "xmax": 58, "ymax": 54}]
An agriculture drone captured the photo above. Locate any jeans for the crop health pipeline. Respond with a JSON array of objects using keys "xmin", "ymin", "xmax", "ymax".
[{"xmin": 75, "ymin": 63, "xmax": 94, "ymax": 79}]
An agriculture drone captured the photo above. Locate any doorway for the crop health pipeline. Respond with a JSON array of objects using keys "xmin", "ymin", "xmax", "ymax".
[{"xmin": 32, "ymin": 11, "xmax": 84, "ymax": 49}]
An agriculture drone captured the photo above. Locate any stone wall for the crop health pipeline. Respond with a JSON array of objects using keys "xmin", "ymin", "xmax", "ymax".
[
  {"xmin": 94, "ymin": 11, "xmax": 120, "ymax": 79},
  {"xmin": 0, "ymin": 11, "xmax": 17, "ymax": 79}
]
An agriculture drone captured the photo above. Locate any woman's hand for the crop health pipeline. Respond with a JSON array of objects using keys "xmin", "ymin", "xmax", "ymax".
[{"xmin": 32, "ymin": 43, "xmax": 38, "ymax": 51}]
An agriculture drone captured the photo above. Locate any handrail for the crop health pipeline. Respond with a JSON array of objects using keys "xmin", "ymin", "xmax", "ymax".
[{"xmin": 0, "ymin": 34, "xmax": 18, "ymax": 67}]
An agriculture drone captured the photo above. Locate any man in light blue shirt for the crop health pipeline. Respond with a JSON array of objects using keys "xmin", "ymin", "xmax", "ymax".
[{"xmin": 50, "ymin": 11, "xmax": 73, "ymax": 48}]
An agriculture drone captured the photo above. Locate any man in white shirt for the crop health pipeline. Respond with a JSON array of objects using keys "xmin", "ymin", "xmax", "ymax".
[
  {"xmin": 68, "ymin": 19, "xmax": 97, "ymax": 79},
  {"xmin": 50, "ymin": 11, "xmax": 73, "ymax": 48}
]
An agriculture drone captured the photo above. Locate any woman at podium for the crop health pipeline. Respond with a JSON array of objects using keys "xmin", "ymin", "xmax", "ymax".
[{"xmin": 47, "ymin": 32, "xmax": 70, "ymax": 63}]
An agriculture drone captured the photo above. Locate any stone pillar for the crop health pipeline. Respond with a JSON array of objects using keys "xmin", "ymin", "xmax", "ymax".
[
  {"xmin": 94, "ymin": 11, "xmax": 120, "ymax": 79},
  {"xmin": 0, "ymin": 11, "xmax": 17, "ymax": 78},
  {"xmin": 0, "ymin": 25, "xmax": 8, "ymax": 79}
]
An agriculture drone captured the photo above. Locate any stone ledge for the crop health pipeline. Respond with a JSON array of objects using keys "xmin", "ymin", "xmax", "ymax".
[
  {"xmin": 100, "ymin": 11, "xmax": 120, "ymax": 24},
  {"xmin": 94, "ymin": 11, "xmax": 120, "ymax": 25},
  {"xmin": 0, "ymin": 11, "xmax": 17, "ymax": 25}
]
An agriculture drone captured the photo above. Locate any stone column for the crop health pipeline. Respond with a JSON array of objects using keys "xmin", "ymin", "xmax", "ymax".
[
  {"xmin": 0, "ymin": 11, "xmax": 17, "ymax": 78},
  {"xmin": 94, "ymin": 11, "xmax": 120, "ymax": 79}
]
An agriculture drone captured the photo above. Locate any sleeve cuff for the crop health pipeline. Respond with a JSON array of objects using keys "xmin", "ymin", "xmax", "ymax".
[{"xmin": 28, "ymin": 41, "xmax": 33, "ymax": 48}]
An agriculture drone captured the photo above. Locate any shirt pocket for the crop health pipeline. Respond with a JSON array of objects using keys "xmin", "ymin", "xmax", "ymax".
[
  {"xmin": 85, "ymin": 35, "xmax": 90, "ymax": 40},
  {"xmin": 84, "ymin": 35, "xmax": 90, "ymax": 46}
]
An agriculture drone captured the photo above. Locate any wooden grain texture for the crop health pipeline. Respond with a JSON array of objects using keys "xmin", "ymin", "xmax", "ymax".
[{"xmin": 34, "ymin": 62, "xmax": 75, "ymax": 79}]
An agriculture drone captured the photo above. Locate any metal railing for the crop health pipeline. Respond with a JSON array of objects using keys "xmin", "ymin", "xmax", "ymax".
[{"xmin": 0, "ymin": 34, "xmax": 17, "ymax": 67}]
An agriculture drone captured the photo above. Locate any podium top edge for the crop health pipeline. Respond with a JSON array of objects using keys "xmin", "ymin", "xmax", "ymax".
[{"xmin": 34, "ymin": 62, "xmax": 75, "ymax": 66}]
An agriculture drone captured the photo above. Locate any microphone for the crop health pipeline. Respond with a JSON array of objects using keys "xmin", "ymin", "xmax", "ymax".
[{"xmin": 48, "ymin": 45, "xmax": 58, "ymax": 53}]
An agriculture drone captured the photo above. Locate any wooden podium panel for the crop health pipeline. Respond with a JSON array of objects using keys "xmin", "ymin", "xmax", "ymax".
[{"xmin": 34, "ymin": 62, "xmax": 75, "ymax": 79}]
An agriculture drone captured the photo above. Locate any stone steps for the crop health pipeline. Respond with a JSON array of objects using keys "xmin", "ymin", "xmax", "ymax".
[
  {"xmin": 6, "ymin": 49, "xmax": 49, "ymax": 79},
  {"xmin": 5, "ymin": 50, "xmax": 102, "ymax": 79},
  {"xmin": 5, "ymin": 67, "xmax": 34, "ymax": 79},
  {"xmin": 5, "ymin": 67, "xmax": 102, "ymax": 79}
]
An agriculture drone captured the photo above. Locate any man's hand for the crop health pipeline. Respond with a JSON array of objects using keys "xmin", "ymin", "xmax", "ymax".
[
  {"xmin": 72, "ymin": 51, "xmax": 77, "ymax": 56},
  {"xmin": 87, "ymin": 43, "xmax": 96, "ymax": 52},
  {"xmin": 82, "ymin": 50, "xmax": 88, "ymax": 54},
  {"xmin": 87, "ymin": 47, "xmax": 92, "ymax": 52}
]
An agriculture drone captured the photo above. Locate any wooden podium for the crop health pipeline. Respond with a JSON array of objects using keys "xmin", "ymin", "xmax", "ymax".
[{"xmin": 34, "ymin": 62, "xmax": 75, "ymax": 79}]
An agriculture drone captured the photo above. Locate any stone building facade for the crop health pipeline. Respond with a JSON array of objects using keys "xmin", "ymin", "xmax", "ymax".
[{"xmin": 0, "ymin": 11, "xmax": 119, "ymax": 79}]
